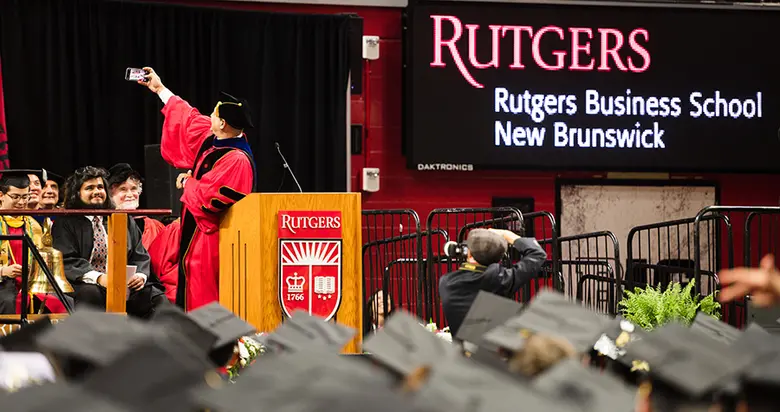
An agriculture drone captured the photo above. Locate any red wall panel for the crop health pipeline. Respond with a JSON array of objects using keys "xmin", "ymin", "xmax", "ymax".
[{"xmin": 175, "ymin": 1, "xmax": 779, "ymax": 223}]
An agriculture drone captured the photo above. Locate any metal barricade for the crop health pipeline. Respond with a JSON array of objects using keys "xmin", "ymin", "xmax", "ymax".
[
  {"xmin": 361, "ymin": 210, "xmax": 423, "ymax": 332},
  {"xmin": 424, "ymin": 207, "xmax": 524, "ymax": 327},
  {"xmin": 513, "ymin": 211, "xmax": 560, "ymax": 303},
  {"xmin": 576, "ymin": 272, "xmax": 619, "ymax": 315},
  {"xmin": 694, "ymin": 206, "xmax": 780, "ymax": 327},
  {"xmin": 553, "ymin": 231, "xmax": 621, "ymax": 315},
  {"xmin": 625, "ymin": 214, "xmax": 729, "ymax": 327}
]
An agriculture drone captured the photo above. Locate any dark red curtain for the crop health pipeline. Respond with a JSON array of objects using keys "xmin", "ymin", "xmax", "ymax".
[
  {"xmin": 0, "ymin": 0, "xmax": 350, "ymax": 192},
  {"xmin": 0, "ymin": 57, "xmax": 10, "ymax": 169}
]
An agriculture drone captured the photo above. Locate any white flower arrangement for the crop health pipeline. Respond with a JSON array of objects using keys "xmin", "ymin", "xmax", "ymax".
[
  {"xmin": 224, "ymin": 333, "xmax": 266, "ymax": 381},
  {"xmin": 423, "ymin": 321, "xmax": 453, "ymax": 343}
]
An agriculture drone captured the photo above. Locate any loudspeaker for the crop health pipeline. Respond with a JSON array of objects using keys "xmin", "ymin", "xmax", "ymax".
[{"xmin": 144, "ymin": 144, "xmax": 185, "ymax": 216}]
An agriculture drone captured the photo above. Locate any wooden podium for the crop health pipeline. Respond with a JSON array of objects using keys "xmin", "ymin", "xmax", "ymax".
[{"xmin": 218, "ymin": 193, "xmax": 362, "ymax": 353}]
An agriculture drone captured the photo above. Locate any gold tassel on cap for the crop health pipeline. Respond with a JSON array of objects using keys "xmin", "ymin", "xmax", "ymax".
[
  {"xmin": 400, "ymin": 365, "xmax": 432, "ymax": 394},
  {"xmin": 631, "ymin": 360, "xmax": 650, "ymax": 372}
]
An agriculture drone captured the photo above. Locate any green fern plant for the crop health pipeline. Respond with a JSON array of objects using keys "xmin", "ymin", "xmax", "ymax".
[{"xmin": 618, "ymin": 280, "xmax": 720, "ymax": 331}]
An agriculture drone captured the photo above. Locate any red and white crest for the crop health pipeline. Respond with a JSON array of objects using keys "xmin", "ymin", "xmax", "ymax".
[{"xmin": 278, "ymin": 211, "xmax": 343, "ymax": 321}]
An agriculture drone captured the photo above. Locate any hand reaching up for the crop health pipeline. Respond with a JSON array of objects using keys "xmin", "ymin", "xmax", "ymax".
[
  {"xmin": 719, "ymin": 254, "xmax": 780, "ymax": 307},
  {"xmin": 137, "ymin": 66, "xmax": 165, "ymax": 94}
]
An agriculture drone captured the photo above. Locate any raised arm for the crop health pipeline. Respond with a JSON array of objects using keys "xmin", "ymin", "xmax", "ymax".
[
  {"xmin": 138, "ymin": 67, "xmax": 212, "ymax": 168},
  {"xmin": 180, "ymin": 150, "xmax": 254, "ymax": 235},
  {"xmin": 486, "ymin": 229, "xmax": 547, "ymax": 295}
]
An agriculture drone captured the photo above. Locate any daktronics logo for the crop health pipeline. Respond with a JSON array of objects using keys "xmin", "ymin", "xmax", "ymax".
[{"xmin": 430, "ymin": 15, "xmax": 651, "ymax": 88}]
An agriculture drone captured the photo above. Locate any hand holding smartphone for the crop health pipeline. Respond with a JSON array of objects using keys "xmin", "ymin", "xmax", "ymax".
[
  {"xmin": 128, "ymin": 66, "xmax": 166, "ymax": 94},
  {"xmin": 125, "ymin": 67, "xmax": 149, "ymax": 82}
]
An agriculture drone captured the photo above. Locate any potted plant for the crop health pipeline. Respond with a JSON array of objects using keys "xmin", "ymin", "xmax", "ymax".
[{"xmin": 618, "ymin": 280, "xmax": 721, "ymax": 331}]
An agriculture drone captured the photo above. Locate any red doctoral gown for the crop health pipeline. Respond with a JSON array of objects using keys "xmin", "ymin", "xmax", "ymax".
[{"xmin": 160, "ymin": 96, "xmax": 254, "ymax": 311}]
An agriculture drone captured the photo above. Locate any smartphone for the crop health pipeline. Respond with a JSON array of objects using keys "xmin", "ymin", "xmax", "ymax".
[{"xmin": 125, "ymin": 67, "xmax": 148, "ymax": 82}]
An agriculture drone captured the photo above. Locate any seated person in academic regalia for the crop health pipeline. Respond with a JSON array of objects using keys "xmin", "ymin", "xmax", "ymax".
[
  {"xmin": 24, "ymin": 172, "xmax": 43, "ymax": 211},
  {"xmin": 107, "ymin": 163, "xmax": 165, "ymax": 250},
  {"xmin": 0, "ymin": 171, "xmax": 70, "ymax": 315},
  {"xmin": 147, "ymin": 219, "xmax": 180, "ymax": 303},
  {"xmin": 37, "ymin": 171, "xmax": 63, "ymax": 211},
  {"xmin": 32, "ymin": 170, "xmax": 64, "ymax": 227},
  {"xmin": 52, "ymin": 166, "xmax": 166, "ymax": 318}
]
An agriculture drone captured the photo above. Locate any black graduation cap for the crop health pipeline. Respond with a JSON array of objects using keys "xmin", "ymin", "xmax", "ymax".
[
  {"xmin": 623, "ymin": 322, "xmax": 755, "ymax": 407},
  {"xmin": 34, "ymin": 309, "xmax": 167, "ymax": 374},
  {"xmin": 242, "ymin": 349, "xmax": 395, "ymax": 388},
  {"xmin": 416, "ymin": 357, "xmax": 574, "ymax": 412},
  {"xmin": 730, "ymin": 323, "xmax": 780, "ymax": 411},
  {"xmin": 2, "ymin": 381, "xmax": 131, "ymax": 412},
  {"xmin": 196, "ymin": 350, "xmax": 405, "ymax": 412},
  {"xmin": 0, "ymin": 317, "xmax": 53, "ymax": 352},
  {"xmin": 362, "ymin": 310, "xmax": 462, "ymax": 376},
  {"xmin": 455, "ymin": 291, "xmax": 525, "ymax": 351},
  {"xmin": 483, "ymin": 291, "xmax": 610, "ymax": 354},
  {"xmin": 216, "ymin": 92, "xmax": 254, "ymax": 130},
  {"xmin": 690, "ymin": 312, "xmax": 742, "ymax": 345},
  {"xmin": 0, "ymin": 169, "xmax": 42, "ymax": 189},
  {"xmin": 42, "ymin": 169, "xmax": 64, "ymax": 187},
  {"xmin": 185, "ymin": 302, "xmax": 257, "ymax": 366},
  {"xmin": 263, "ymin": 310, "xmax": 356, "ymax": 354},
  {"xmin": 106, "ymin": 163, "xmax": 142, "ymax": 188},
  {"xmin": 531, "ymin": 358, "xmax": 636, "ymax": 412},
  {"xmin": 149, "ymin": 303, "xmax": 219, "ymax": 358},
  {"xmin": 82, "ymin": 334, "xmax": 216, "ymax": 412}
]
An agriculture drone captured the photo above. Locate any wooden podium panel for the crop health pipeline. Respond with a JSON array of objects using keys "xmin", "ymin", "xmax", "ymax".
[{"xmin": 219, "ymin": 193, "xmax": 362, "ymax": 353}]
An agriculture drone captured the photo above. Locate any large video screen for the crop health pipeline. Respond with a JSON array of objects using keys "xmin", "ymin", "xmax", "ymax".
[{"xmin": 405, "ymin": 2, "xmax": 780, "ymax": 173}]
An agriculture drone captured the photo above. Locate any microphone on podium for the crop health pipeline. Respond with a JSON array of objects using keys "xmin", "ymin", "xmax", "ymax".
[{"xmin": 275, "ymin": 142, "xmax": 303, "ymax": 193}]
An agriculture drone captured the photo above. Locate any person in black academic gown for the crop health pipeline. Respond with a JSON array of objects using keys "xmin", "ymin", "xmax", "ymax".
[{"xmin": 51, "ymin": 166, "xmax": 166, "ymax": 318}]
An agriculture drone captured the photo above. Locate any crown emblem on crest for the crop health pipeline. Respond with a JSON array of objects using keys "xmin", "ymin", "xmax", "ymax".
[{"xmin": 286, "ymin": 273, "xmax": 305, "ymax": 293}]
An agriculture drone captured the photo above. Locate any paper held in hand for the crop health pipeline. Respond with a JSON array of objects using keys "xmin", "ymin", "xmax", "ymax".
[{"xmin": 126, "ymin": 265, "xmax": 137, "ymax": 300}]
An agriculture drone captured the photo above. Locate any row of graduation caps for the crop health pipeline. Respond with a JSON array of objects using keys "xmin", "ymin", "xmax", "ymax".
[{"xmin": 0, "ymin": 288, "xmax": 778, "ymax": 412}]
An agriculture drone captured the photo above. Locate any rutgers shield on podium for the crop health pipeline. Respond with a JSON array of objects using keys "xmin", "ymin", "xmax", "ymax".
[{"xmin": 278, "ymin": 211, "xmax": 343, "ymax": 321}]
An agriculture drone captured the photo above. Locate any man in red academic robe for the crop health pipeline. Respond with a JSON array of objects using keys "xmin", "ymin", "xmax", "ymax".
[{"xmin": 139, "ymin": 67, "xmax": 255, "ymax": 311}]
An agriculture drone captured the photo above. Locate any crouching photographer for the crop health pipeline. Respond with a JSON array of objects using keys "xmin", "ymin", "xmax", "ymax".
[{"xmin": 439, "ymin": 228, "xmax": 547, "ymax": 338}]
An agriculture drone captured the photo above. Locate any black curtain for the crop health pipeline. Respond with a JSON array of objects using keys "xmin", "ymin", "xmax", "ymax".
[{"xmin": 0, "ymin": 0, "xmax": 350, "ymax": 192}]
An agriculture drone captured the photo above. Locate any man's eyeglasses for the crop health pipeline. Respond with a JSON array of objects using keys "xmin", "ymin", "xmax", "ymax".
[{"xmin": 6, "ymin": 194, "xmax": 30, "ymax": 202}]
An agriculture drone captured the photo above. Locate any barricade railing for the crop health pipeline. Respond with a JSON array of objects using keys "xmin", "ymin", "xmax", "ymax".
[
  {"xmin": 361, "ymin": 210, "xmax": 423, "ymax": 328},
  {"xmin": 424, "ymin": 207, "xmax": 524, "ymax": 326},
  {"xmin": 694, "ymin": 206, "xmax": 780, "ymax": 327},
  {"xmin": 576, "ymin": 270, "xmax": 618, "ymax": 315},
  {"xmin": 626, "ymin": 214, "xmax": 728, "ymax": 296},
  {"xmin": 363, "ymin": 205, "xmax": 780, "ymax": 330},
  {"xmin": 515, "ymin": 211, "xmax": 560, "ymax": 302}
]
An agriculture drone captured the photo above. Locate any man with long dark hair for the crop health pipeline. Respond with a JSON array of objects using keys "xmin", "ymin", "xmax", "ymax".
[{"xmin": 52, "ymin": 166, "xmax": 166, "ymax": 318}]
